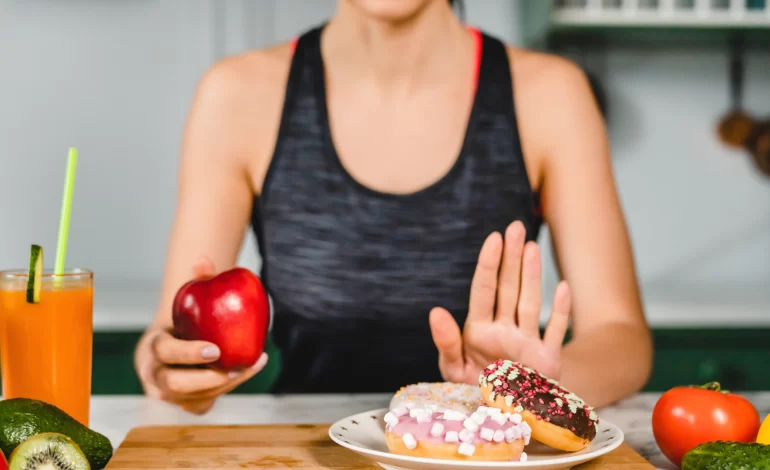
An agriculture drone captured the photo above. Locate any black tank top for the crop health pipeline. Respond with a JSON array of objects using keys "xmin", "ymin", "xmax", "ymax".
[{"xmin": 251, "ymin": 26, "xmax": 542, "ymax": 394}]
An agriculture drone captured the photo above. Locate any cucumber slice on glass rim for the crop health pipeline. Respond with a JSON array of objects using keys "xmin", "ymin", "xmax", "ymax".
[{"xmin": 26, "ymin": 244, "xmax": 43, "ymax": 304}]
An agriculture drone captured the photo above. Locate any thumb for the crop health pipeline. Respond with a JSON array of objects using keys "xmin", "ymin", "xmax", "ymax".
[
  {"xmin": 192, "ymin": 256, "xmax": 217, "ymax": 279},
  {"xmin": 429, "ymin": 307, "xmax": 465, "ymax": 381}
]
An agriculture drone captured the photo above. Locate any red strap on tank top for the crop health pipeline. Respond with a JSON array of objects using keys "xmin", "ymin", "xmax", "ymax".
[{"xmin": 468, "ymin": 27, "xmax": 482, "ymax": 93}]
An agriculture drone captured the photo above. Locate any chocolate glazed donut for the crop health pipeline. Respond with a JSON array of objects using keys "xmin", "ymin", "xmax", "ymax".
[{"xmin": 479, "ymin": 360, "xmax": 599, "ymax": 452}]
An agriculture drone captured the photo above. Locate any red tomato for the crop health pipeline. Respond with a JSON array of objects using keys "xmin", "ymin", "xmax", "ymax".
[{"xmin": 652, "ymin": 382, "xmax": 760, "ymax": 467}]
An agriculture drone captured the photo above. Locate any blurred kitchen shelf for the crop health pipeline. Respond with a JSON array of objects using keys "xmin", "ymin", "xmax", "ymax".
[
  {"xmin": 551, "ymin": 0, "xmax": 770, "ymax": 28},
  {"xmin": 520, "ymin": 0, "xmax": 770, "ymax": 50},
  {"xmin": 545, "ymin": 25, "xmax": 770, "ymax": 50}
]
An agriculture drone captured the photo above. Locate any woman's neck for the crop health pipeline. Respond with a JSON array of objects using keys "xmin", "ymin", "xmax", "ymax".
[{"xmin": 323, "ymin": 1, "xmax": 472, "ymax": 91}]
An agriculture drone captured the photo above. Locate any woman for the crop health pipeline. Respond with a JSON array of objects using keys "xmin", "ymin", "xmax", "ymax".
[{"xmin": 134, "ymin": 0, "xmax": 652, "ymax": 415}]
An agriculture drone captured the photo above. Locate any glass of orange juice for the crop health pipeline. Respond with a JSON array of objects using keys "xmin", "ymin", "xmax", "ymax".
[{"xmin": 0, "ymin": 268, "xmax": 93, "ymax": 426}]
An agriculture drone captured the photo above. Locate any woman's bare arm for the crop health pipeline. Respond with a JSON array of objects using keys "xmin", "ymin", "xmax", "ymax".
[
  {"xmin": 151, "ymin": 44, "xmax": 290, "ymax": 329},
  {"xmin": 152, "ymin": 64, "xmax": 259, "ymax": 330},
  {"xmin": 135, "ymin": 49, "xmax": 289, "ymax": 412},
  {"xmin": 517, "ymin": 52, "xmax": 653, "ymax": 407}
]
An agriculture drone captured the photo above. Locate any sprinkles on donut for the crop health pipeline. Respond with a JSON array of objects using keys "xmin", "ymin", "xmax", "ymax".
[
  {"xmin": 479, "ymin": 359, "xmax": 599, "ymax": 452},
  {"xmin": 389, "ymin": 382, "xmax": 484, "ymax": 415}
]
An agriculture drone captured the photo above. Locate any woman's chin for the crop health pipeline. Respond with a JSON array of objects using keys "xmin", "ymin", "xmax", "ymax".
[{"xmin": 345, "ymin": 0, "xmax": 438, "ymax": 24}]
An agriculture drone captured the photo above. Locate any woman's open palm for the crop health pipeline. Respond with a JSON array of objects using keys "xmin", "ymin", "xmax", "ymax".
[{"xmin": 429, "ymin": 221, "xmax": 572, "ymax": 385}]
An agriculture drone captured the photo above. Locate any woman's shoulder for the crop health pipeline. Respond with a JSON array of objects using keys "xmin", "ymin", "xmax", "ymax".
[
  {"xmin": 195, "ymin": 42, "xmax": 295, "ymax": 109},
  {"xmin": 498, "ymin": 45, "xmax": 606, "ymax": 189},
  {"xmin": 184, "ymin": 42, "xmax": 296, "ymax": 187},
  {"xmin": 502, "ymin": 45, "xmax": 602, "ymax": 137},
  {"xmin": 504, "ymin": 46, "xmax": 593, "ymax": 104}
]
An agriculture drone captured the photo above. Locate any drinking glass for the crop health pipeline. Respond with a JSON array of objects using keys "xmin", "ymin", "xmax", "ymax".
[{"xmin": 0, "ymin": 269, "xmax": 93, "ymax": 425}]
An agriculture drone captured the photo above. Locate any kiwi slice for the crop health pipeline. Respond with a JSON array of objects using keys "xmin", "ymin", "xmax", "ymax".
[
  {"xmin": 26, "ymin": 245, "xmax": 43, "ymax": 304},
  {"xmin": 9, "ymin": 433, "xmax": 89, "ymax": 470}
]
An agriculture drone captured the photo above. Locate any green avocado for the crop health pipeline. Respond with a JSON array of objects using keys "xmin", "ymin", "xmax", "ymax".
[
  {"xmin": 0, "ymin": 398, "xmax": 112, "ymax": 469},
  {"xmin": 681, "ymin": 441, "xmax": 770, "ymax": 470}
]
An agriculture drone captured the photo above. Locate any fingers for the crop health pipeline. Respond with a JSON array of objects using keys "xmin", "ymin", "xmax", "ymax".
[
  {"xmin": 467, "ymin": 232, "xmax": 503, "ymax": 323},
  {"xmin": 496, "ymin": 221, "xmax": 526, "ymax": 323},
  {"xmin": 155, "ymin": 366, "xmax": 233, "ymax": 396},
  {"xmin": 138, "ymin": 327, "xmax": 269, "ymax": 415},
  {"xmin": 193, "ymin": 256, "xmax": 217, "ymax": 279},
  {"xmin": 152, "ymin": 330, "xmax": 221, "ymax": 365},
  {"xmin": 135, "ymin": 328, "xmax": 167, "ymax": 400},
  {"xmin": 543, "ymin": 282, "xmax": 572, "ymax": 349},
  {"xmin": 516, "ymin": 241, "xmax": 542, "ymax": 337},
  {"xmin": 429, "ymin": 307, "xmax": 465, "ymax": 382},
  {"xmin": 156, "ymin": 353, "xmax": 268, "ymax": 401}
]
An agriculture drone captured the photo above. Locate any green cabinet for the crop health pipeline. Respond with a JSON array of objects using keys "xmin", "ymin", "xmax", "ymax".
[
  {"xmin": 4, "ymin": 329, "xmax": 768, "ymax": 395},
  {"xmin": 84, "ymin": 328, "xmax": 770, "ymax": 393},
  {"xmin": 647, "ymin": 328, "xmax": 770, "ymax": 392}
]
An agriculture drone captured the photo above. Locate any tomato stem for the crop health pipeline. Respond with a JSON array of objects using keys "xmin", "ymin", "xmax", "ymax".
[{"xmin": 690, "ymin": 381, "xmax": 730, "ymax": 394}]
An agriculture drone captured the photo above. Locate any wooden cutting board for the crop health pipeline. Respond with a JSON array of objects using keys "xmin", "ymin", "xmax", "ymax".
[{"xmin": 106, "ymin": 424, "xmax": 654, "ymax": 469}]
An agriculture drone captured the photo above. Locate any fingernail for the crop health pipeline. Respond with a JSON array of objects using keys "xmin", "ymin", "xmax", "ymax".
[
  {"xmin": 253, "ymin": 353, "xmax": 268, "ymax": 369},
  {"xmin": 201, "ymin": 345, "xmax": 220, "ymax": 359},
  {"xmin": 228, "ymin": 371, "xmax": 240, "ymax": 379}
]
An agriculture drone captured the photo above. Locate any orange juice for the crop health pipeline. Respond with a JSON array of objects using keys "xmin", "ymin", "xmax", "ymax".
[{"xmin": 0, "ymin": 269, "xmax": 93, "ymax": 425}]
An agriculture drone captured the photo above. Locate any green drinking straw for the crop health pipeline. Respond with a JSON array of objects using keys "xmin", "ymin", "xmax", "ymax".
[{"xmin": 54, "ymin": 147, "xmax": 78, "ymax": 276}]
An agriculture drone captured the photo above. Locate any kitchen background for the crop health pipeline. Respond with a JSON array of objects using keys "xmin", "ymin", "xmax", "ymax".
[{"xmin": 0, "ymin": 0, "xmax": 768, "ymax": 393}]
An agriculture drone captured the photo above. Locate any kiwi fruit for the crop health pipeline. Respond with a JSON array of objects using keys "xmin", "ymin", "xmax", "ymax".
[{"xmin": 9, "ymin": 433, "xmax": 89, "ymax": 470}]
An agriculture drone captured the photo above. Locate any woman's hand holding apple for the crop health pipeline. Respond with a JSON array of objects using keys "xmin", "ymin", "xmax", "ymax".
[{"xmin": 135, "ymin": 258, "xmax": 270, "ymax": 414}]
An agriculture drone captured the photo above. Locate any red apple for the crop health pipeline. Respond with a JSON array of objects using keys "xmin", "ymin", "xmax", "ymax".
[
  {"xmin": 0, "ymin": 449, "xmax": 7, "ymax": 470},
  {"xmin": 172, "ymin": 267, "xmax": 270, "ymax": 370}
]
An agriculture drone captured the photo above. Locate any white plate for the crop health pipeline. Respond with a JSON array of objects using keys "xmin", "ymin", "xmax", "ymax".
[{"xmin": 329, "ymin": 408, "xmax": 624, "ymax": 470}]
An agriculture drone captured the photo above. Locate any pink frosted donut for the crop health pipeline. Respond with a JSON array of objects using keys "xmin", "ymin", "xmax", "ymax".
[{"xmin": 385, "ymin": 386, "xmax": 532, "ymax": 461}]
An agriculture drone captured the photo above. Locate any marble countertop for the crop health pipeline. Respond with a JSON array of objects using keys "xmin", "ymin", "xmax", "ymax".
[{"xmin": 90, "ymin": 392, "xmax": 770, "ymax": 469}]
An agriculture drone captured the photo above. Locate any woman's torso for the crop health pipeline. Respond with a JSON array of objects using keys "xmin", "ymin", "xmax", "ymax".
[{"xmin": 246, "ymin": 26, "xmax": 544, "ymax": 393}]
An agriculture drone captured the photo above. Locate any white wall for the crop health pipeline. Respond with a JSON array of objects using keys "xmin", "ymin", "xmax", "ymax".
[
  {"xmin": 603, "ymin": 47, "xmax": 770, "ymax": 289},
  {"xmin": 0, "ymin": 0, "xmax": 516, "ymax": 280},
  {"xmin": 1, "ymin": 0, "xmax": 767, "ymax": 328},
  {"xmin": 538, "ymin": 44, "xmax": 770, "ymax": 320},
  {"xmin": 0, "ymin": 0, "xmax": 214, "ymax": 279}
]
